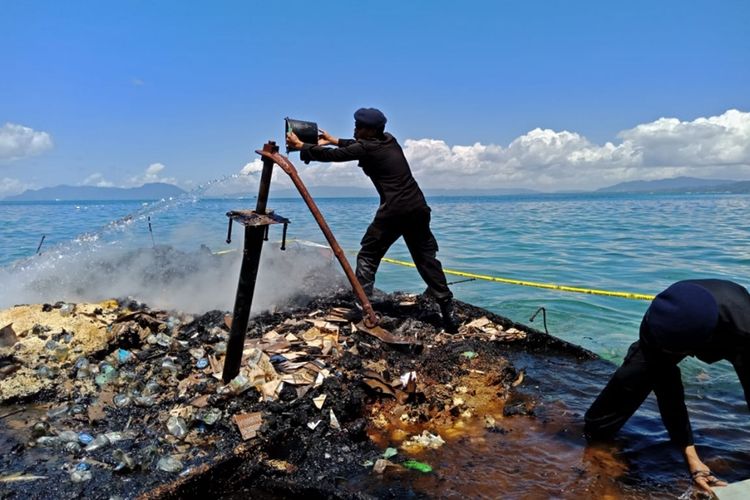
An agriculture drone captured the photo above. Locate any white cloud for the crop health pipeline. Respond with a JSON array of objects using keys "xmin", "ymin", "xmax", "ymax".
[
  {"xmin": 0, "ymin": 123, "xmax": 53, "ymax": 161},
  {"xmin": 239, "ymin": 159, "xmax": 263, "ymax": 175},
  {"xmin": 289, "ymin": 109, "xmax": 750, "ymax": 191},
  {"xmin": 618, "ymin": 109, "xmax": 750, "ymax": 167},
  {"xmin": 129, "ymin": 162, "xmax": 178, "ymax": 186},
  {"xmin": 82, "ymin": 173, "xmax": 115, "ymax": 187},
  {"xmin": 0, "ymin": 177, "xmax": 28, "ymax": 198}
]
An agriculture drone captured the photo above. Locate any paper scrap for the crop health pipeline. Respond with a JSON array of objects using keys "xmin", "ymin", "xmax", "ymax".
[
  {"xmin": 232, "ymin": 412, "xmax": 262, "ymax": 441},
  {"xmin": 313, "ymin": 394, "xmax": 327, "ymax": 409}
]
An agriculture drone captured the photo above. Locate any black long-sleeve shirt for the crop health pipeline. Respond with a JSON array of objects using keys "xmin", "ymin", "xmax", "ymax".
[
  {"xmin": 641, "ymin": 279, "xmax": 750, "ymax": 446},
  {"xmin": 300, "ymin": 133, "xmax": 428, "ymax": 219}
]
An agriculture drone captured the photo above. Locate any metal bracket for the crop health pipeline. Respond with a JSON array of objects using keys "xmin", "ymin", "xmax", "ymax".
[
  {"xmin": 226, "ymin": 210, "xmax": 290, "ymax": 227},
  {"xmin": 225, "ymin": 210, "xmax": 290, "ymax": 244}
]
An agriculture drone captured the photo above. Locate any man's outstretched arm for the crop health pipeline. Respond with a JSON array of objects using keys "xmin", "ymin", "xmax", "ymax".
[{"xmin": 649, "ymin": 352, "xmax": 726, "ymax": 494}]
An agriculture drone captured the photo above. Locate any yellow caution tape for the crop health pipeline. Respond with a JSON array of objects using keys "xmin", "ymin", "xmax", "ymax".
[
  {"xmin": 215, "ymin": 240, "xmax": 655, "ymax": 301},
  {"xmin": 381, "ymin": 257, "xmax": 656, "ymax": 301}
]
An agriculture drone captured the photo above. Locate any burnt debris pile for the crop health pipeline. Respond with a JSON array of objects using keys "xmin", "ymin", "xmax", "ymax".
[{"xmin": 0, "ymin": 291, "xmax": 591, "ymax": 499}]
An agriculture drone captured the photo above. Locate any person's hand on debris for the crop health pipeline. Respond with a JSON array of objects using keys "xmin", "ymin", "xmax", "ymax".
[
  {"xmin": 286, "ymin": 130, "xmax": 303, "ymax": 150},
  {"xmin": 318, "ymin": 129, "xmax": 338, "ymax": 146},
  {"xmin": 685, "ymin": 447, "xmax": 726, "ymax": 495},
  {"xmin": 691, "ymin": 468, "xmax": 727, "ymax": 495}
]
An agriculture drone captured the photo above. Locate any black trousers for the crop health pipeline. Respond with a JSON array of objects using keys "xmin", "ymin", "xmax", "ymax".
[
  {"xmin": 584, "ymin": 339, "xmax": 692, "ymax": 447},
  {"xmin": 355, "ymin": 209, "xmax": 452, "ymax": 302}
]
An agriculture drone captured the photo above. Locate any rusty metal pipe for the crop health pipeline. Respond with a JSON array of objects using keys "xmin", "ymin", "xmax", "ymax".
[{"xmin": 256, "ymin": 149, "xmax": 379, "ymax": 328}]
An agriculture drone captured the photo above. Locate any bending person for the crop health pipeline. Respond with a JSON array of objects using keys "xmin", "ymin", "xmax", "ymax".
[
  {"xmin": 585, "ymin": 279, "xmax": 750, "ymax": 494},
  {"xmin": 286, "ymin": 107, "xmax": 458, "ymax": 333}
]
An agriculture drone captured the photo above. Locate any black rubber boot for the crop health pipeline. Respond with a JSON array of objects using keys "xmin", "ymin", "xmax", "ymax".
[{"xmin": 439, "ymin": 299, "xmax": 459, "ymax": 334}]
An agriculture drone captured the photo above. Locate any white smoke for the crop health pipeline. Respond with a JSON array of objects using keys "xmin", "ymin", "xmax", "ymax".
[{"xmin": 0, "ymin": 241, "xmax": 346, "ymax": 315}]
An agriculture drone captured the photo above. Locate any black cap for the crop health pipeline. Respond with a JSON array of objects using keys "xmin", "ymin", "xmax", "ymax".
[
  {"xmin": 646, "ymin": 281, "xmax": 719, "ymax": 351},
  {"xmin": 354, "ymin": 108, "xmax": 387, "ymax": 129}
]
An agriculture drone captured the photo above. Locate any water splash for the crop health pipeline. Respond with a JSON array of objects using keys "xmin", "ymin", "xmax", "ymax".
[{"xmin": 0, "ymin": 171, "xmax": 346, "ymax": 313}]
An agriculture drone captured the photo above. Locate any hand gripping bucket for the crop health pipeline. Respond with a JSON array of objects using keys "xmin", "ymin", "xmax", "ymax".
[{"xmin": 285, "ymin": 117, "xmax": 318, "ymax": 152}]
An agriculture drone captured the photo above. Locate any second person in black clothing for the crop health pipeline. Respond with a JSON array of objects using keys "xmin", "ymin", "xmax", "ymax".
[
  {"xmin": 584, "ymin": 279, "xmax": 750, "ymax": 495},
  {"xmin": 286, "ymin": 107, "xmax": 459, "ymax": 333}
]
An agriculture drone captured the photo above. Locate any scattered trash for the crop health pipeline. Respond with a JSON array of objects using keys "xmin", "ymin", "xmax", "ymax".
[
  {"xmin": 313, "ymin": 394, "xmax": 327, "ymax": 409},
  {"xmin": 85, "ymin": 434, "xmax": 111, "ymax": 452},
  {"xmin": 373, "ymin": 458, "xmax": 392, "ymax": 474},
  {"xmin": 400, "ymin": 371, "xmax": 417, "ymax": 394},
  {"xmin": 59, "ymin": 303, "xmax": 75, "ymax": 317},
  {"xmin": 78, "ymin": 432, "xmax": 94, "ymax": 445},
  {"xmin": 156, "ymin": 456, "xmax": 183, "ymax": 473},
  {"xmin": 460, "ymin": 316, "xmax": 526, "ymax": 341},
  {"xmin": 233, "ymin": 412, "xmax": 262, "ymax": 441},
  {"xmin": 70, "ymin": 469, "xmax": 92, "ymax": 482},
  {"xmin": 0, "ymin": 287, "xmax": 559, "ymax": 498},
  {"xmin": 329, "ymin": 409, "xmax": 341, "ymax": 430},
  {"xmin": 166, "ymin": 416, "xmax": 188, "ymax": 439},
  {"xmin": 355, "ymin": 321, "xmax": 423, "ymax": 348},
  {"xmin": 117, "ymin": 348, "xmax": 134, "ymax": 364},
  {"xmin": 461, "ymin": 351, "xmax": 478, "ymax": 360},
  {"xmin": 112, "ymin": 449, "xmax": 136, "ymax": 472},
  {"xmin": 403, "ymin": 459, "xmax": 433, "ymax": 473},
  {"xmin": 401, "ymin": 430, "xmax": 446, "ymax": 451},
  {"xmin": 0, "ymin": 323, "xmax": 18, "ymax": 348},
  {"xmin": 0, "ymin": 473, "xmax": 47, "ymax": 483},
  {"xmin": 307, "ymin": 420, "xmax": 321, "ymax": 430}
]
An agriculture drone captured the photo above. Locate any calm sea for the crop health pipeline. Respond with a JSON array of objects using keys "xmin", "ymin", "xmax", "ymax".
[{"xmin": 1, "ymin": 192, "xmax": 749, "ymax": 492}]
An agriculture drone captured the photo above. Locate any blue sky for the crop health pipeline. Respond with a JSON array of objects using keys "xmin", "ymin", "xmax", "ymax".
[{"xmin": 1, "ymin": 0, "xmax": 749, "ymax": 195}]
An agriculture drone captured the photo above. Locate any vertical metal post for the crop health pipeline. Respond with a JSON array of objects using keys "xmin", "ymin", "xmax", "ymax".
[{"xmin": 222, "ymin": 141, "xmax": 277, "ymax": 383}]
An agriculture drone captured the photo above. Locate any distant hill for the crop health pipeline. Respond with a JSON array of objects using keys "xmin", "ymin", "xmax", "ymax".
[
  {"xmin": 215, "ymin": 185, "xmax": 538, "ymax": 199},
  {"xmin": 596, "ymin": 176, "xmax": 737, "ymax": 193},
  {"xmin": 271, "ymin": 186, "xmax": 377, "ymax": 198},
  {"xmin": 4, "ymin": 183, "xmax": 186, "ymax": 201},
  {"xmin": 423, "ymin": 187, "xmax": 539, "ymax": 196},
  {"xmin": 209, "ymin": 186, "xmax": 540, "ymax": 199},
  {"xmin": 707, "ymin": 180, "xmax": 750, "ymax": 193}
]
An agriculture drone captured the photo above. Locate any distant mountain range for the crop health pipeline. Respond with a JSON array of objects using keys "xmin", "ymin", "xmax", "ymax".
[
  {"xmin": 264, "ymin": 186, "xmax": 539, "ymax": 198},
  {"xmin": 4, "ymin": 183, "xmax": 186, "ymax": 201},
  {"xmin": 596, "ymin": 176, "xmax": 748, "ymax": 193},
  {"xmin": 4, "ymin": 177, "xmax": 750, "ymax": 202}
]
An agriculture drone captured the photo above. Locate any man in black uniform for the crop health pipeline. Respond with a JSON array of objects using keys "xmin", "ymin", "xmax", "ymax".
[
  {"xmin": 584, "ymin": 279, "xmax": 750, "ymax": 494},
  {"xmin": 286, "ymin": 108, "xmax": 458, "ymax": 333}
]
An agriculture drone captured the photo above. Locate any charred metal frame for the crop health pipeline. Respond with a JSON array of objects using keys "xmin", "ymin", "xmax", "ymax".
[{"xmin": 222, "ymin": 141, "xmax": 380, "ymax": 382}]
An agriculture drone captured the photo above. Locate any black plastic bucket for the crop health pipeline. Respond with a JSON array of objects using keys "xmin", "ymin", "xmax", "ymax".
[{"xmin": 285, "ymin": 117, "xmax": 318, "ymax": 151}]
